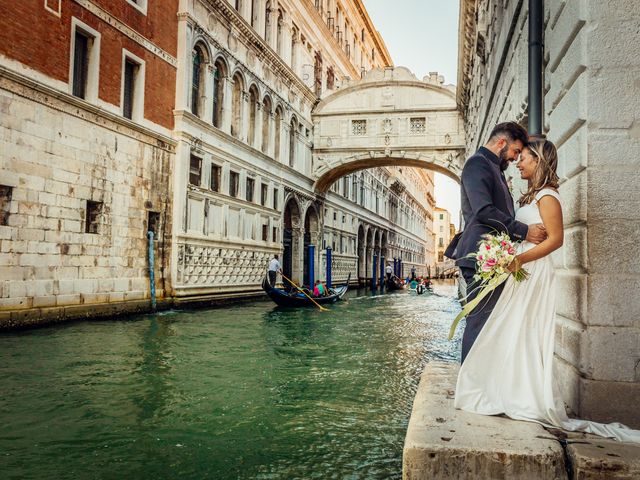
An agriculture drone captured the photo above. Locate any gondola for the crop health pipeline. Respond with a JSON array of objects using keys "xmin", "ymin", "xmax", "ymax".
[
  {"xmin": 262, "ymin": 274, "xmax": 350, "ymax": 307},
  {"xmin": 385, "ymin": 276, "xmax": 405, "ymax": 291}
]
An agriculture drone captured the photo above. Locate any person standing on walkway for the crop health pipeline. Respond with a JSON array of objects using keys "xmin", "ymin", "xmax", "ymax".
[
  {"xmin": 444, "ymin": 122, "xmax": 546, "ymax": 362},
  {"xmin": 267, "ymin": 254, "xmax": 282, "ymax": 287}
]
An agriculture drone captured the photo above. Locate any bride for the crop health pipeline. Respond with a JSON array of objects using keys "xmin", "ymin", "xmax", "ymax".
[{"xmin": 454, "ymin": 138, "xmax": 640, "ymax": 443}]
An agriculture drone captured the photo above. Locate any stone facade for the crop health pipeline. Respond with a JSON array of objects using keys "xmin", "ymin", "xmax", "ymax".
[
  {"xmin": 0, "ymin": 0, "xmax": 176, "ymax": 325},
  {"xmin": 171, "ymin": 0, "xmax": 443, "ymax": 295},
  {"xmin": 433, "ymin": 207, "xmax": 455, "ymax": 275},
  {"xmin": 457, "ymin": 0, "xmax": 640, "ymax": 427}
]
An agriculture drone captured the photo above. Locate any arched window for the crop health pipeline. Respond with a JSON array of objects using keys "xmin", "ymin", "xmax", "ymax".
[
  {"xmin": 289, "ymin": 116, "xmax": 298, "ymax": 167},
  {"xmin": 191, "ymin": 45, "xmax": 206, "ymax": 116},
  {"xmin": 261, "ymin": 96, "xmax": 272, "ymax": 153},
  {"xmin": 274, "ymin": 106, "xmax": 282, "ymax": 161},
  {"xmin": 276, "ymin": 9, "xmax": 284, "ymax": 57},
  {"xmin": 265, "ymin": 1, "xmax": 271, "ymax": 43},
  {"xmin": 212, "ymin": 59, "xmax": 225, "ymax": 127},
  {"xmin": 231, "ymin": 73, "xmax": 244, "ymax": 138},
  {"xmin": 234, "ymin": 0, "xmax": 241, "ymax": 11},
  {"xmin": 248, "ymin": 86, "xmax": 258, "ymax": 147}
]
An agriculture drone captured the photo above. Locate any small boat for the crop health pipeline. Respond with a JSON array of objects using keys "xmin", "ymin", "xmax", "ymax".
[
  {"xmin": 385, "ymin": 276, "xmax": 405, "ymax": 291},
  {"xmin": 262, "ymin": 274, "xmax": 350, "ymax": 307}
]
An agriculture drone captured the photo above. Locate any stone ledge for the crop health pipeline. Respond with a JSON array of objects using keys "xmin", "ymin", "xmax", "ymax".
[
  {"xmin": 403, "ymin": 362, "xmax": 566, "ymax": 479},
  {"xmin": 565, "ymin": 434, "xmax": 640, "ymax": 480}
]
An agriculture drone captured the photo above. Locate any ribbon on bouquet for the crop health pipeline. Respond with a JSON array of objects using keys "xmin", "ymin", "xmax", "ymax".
[{"xmin": 448, "ymin": 272, "xmax": 510, "ymax": 340}]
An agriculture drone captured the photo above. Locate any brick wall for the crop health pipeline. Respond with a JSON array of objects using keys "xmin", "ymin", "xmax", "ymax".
[{"xmin": 0, "ymin": 0, "xmax": 177, "ymax": 129}]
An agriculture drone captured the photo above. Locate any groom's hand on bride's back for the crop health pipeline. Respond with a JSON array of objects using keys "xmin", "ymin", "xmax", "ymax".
[{"xmin": 526, "ymin": 224, "xmax": 547, "ymax": 244}]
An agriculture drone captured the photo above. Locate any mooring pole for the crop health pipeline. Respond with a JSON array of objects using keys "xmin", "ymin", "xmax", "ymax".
[{"xmin": 325, "ymin": 246, "xmax": 332, "ymax": 288}]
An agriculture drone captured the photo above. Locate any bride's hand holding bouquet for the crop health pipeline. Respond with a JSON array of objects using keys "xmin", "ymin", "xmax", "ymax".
[{"xmin": 448, "ymin": 232, "xmax": 529, "ymax": 340}]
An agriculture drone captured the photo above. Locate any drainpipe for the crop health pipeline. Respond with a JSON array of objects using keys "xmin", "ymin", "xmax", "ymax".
[
  {"xmin": 528, "ymin": 0, "xmax": 544, "ymax": 135},
  {"xmin": 147, "ymin": 230, "xmax": 156, "ymax": 311}
]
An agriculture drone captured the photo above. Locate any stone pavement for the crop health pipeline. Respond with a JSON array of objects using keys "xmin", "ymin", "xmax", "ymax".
[{"xmin": 403, "ymin": 362, "xmax": 640, "ymax": 479}]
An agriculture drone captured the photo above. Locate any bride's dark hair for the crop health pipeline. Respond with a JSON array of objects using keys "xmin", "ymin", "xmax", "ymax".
[{"xmin": 518, "ymin": 138, "xmax": 560, "ymax": 206}]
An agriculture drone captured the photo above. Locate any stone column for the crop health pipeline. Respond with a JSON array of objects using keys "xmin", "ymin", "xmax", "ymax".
[
  {"xmin": 254, "ymin": 101, "xmax": 263, "ymax": 151},
  {"xmin": 221, "ymin": 77, "xmax": 233, "ymax": 134},
  {"xmin": 282, "ymin": 121, "xmax": 290, "ymax": 166},
  {"xmin": 268, "ymin": 7, "xmax": 278, "ymax": 51},
  {"xmin": 253, "ymin": 0, "xmax": 266, "ymax": 37},
  {"xmin": 240, "ymin": 90, "xmax": 250, "ymax": 143},
  {"xmin": 203, "ymin": 64, "xmax": 215, "ymax": 122}
]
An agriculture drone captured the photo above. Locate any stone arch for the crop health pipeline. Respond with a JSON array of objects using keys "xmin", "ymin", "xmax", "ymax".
[
  {"xmin": 365, "ymin": 226, "xmax": 374, "ymax": 284},
  {"xmin": 261, "ymin": 94, "xmax": 273, "ymax": 154},
  {"xmin": 303, "ymin": 203, "xmax": 320, "ymax": 287},
  {"xmin": 289, "ymin": 114, "xmax": 298, "ymax": 167},
  {"xmin": 273, "ymin": 105, "xmax": 283, "ymax": 162},
  {"xmin": 357, "ymin": 224, "xmax": 366, "ymax": 284},
  {"xmin": 191, "ymin": 41, "xmax": 210, "ymax": 117},
  {"xmin": 311, "ymin": 67, "xmax": 466, "ymax": 193},
  {"xmin": 247, "ymin": 84, "xmax": 260, "ymax": 147},
  {"xmin": 282, "ymin": 194, "xmax": 302, "ymax": 286},
  {"xmin": 230, "ymin": 70, "xmax": 245, "ymax": 139},
  {"xmin": 212, "ymin": 56, "xmax": 228, "ymax": 128}
]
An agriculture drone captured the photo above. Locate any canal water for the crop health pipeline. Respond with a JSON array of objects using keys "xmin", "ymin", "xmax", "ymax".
[{"xmin": 0, "ymin": 281, "xmax": 461, "ymax": 480}]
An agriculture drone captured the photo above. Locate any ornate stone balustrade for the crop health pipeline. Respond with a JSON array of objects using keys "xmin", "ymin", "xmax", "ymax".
[
  {"xmin": 320, "ymin": 252, "xmax": 358, "ymax": 283},
  {"xmin": 176, "ymin": 243, "xmax": 274, "ymax": 288}
]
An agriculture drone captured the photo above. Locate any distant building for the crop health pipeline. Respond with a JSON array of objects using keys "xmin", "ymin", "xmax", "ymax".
[{"xmin": 433, "ymin": 207, "xmax": 456, "ymax": 275}]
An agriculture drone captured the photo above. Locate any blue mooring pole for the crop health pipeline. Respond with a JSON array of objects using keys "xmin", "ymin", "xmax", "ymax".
[
  {"xmin": 379, "ymin": 255, "xmax": 385, "ymax": 287},
  {"xmin": 393, "ymin": 257, "xmax": 397, "ymax": 277},
  {"xmin": 326, "ymin": 246, "xmax": 332, "ymax": 288},
  {"xmin": 308, "ymin": 244, "xmax": 315, "ymax": 288},
  {"xmin": 147, "ymin": 230, "xmax": 156, "ymax": 311},
  {"xmin": 371, "ymin": 253, "xmax": 378, "ymax": 291}
]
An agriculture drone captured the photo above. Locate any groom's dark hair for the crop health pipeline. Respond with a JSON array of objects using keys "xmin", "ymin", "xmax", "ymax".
[{"xmin": 488, "ymin": 122, "xmax": 528, "ymax": 145}]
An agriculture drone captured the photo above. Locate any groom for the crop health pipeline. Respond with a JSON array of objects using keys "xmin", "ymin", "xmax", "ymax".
[{"xmin": 445, "ymin": 122, "xmax": 546, "ymax": 362}]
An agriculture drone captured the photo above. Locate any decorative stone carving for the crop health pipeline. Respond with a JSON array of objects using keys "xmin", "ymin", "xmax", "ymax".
[{"xmin": 176, "ymin": 244, "xmax": 273, "ymax": 286}]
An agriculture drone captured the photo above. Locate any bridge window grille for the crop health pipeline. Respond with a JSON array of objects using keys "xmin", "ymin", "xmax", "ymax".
[
  {"xmin": 410, "ymin": 117, "xmax": 426, "ymax": 134},
  {"xmin": 351, "ymin": 119, "xmax": 366, "ymax": 136}
]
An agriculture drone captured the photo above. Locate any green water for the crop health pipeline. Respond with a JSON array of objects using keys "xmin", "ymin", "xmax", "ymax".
[{"xmin": 0, "ymin": 282, "xmax": 461, "ymax": 480}]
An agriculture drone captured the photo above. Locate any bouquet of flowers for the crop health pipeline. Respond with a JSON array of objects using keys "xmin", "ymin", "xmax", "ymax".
[{"xmin": 448, "ymin": 232, "xmax": 528, "ymax": 340}]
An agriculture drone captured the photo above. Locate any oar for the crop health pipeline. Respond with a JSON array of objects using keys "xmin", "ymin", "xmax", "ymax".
[{"xmin": 280, "ymin": 272, "xmax": 329, "ymax": 312}]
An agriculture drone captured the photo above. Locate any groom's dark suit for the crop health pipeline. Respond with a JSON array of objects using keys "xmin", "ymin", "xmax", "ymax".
[{"xmin": 445, "ymin": 147, "xmax": 529, "ymax": 362}]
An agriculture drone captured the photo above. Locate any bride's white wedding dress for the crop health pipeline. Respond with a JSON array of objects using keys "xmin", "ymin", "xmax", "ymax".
[{"xmin": 455, "ymin": 188, "xmax": 640, "ymax": 443}]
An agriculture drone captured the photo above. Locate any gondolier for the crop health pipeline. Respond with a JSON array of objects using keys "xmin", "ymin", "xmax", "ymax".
[{"xmin": 267, "ymin": 254, "xmax": 282, "ymax": 287}]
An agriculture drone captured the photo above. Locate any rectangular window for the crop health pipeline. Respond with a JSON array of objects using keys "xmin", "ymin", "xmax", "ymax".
[
  {"xmin": 261, "ymin": 183, "xmax": 268, "ymax": 206},
  {"xmin": 410, "ymin": 117, "xmax": 426, "ymax": 134},
  {"xmin": 229, "ymin": 171, "xmax": 239, "ymax": 197},
  {"xmin": 246, "ymin": 177, "xmax": 255, "ymax": 202},
  {"xmin": 272, "ymin": 226, "xmax": 277, "ymax": 242},
  {"xmin": 439, "ymin": 213, "xmax": 444, "ymax": 220},
  {"xmin": 85, "ymin": 200, "xmax": 102, "ymax": 234},
  {"xmin": 351, "ymin": 119, "xmax": 366, "ymax": 136},
  {"xmin": 72, "ymin": 31, "xmax": 89, "ymax": 98},
  {"xmin": 439, "ymin": 237, "xmax": 444, "ymax": 247},
  {"xmin": 0, "ymin": 185, "xmax": 12, "ymax": 226},
  {"xmin": 210, "ymin": 164, "xmax": 220, "ymax": 192},
  {"xmin": 262, "ymin": 224, "xmax": 268, "ymax": 241},
  {"xmin": 273, "ymin": 188, "xmax": 279, "ymax": 210},
  {"xmin": 189, "ymin": 155, "xmax": 201, "ymax": 186},
  {"xmin": 123, "ymin": 59, "xmax": 138, "ymax": 119}
]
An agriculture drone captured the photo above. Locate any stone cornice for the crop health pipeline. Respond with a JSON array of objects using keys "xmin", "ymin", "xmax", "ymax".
[
  {"xmin": 456, "ymin": 0, "xmax": 477, "ymax": 114},
  {"xmin": 202, "ymin": 0, "xmax": 317, "ymax": 105}
]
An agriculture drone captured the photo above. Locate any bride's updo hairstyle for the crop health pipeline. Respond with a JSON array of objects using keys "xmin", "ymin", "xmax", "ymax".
[{"xmin": 518, "ymin": 138, "xmax": 560, "ymax": 206}]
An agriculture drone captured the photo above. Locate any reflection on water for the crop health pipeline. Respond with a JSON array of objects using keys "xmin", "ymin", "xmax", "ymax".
[{"xmin": 0, "ymin": 281, "xmax": 461, "ymax": 480}]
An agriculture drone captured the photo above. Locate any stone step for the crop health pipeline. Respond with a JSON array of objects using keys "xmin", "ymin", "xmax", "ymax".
[{"xmin": 403, "ymin": 362, "xmax": 566, "ymax": 479}]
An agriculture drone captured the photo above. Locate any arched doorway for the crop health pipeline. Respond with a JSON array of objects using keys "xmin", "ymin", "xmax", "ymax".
[
  {"xmin": 303, "ymin": 205, "xmax": 319, "ymax": 288},
  {"xmin": 283, "ymin": 197, "xmax": 301, "ymax": 288},
  {"xmin": 357, "ymin": 225, "xmax": 365, "ymax": 285}
]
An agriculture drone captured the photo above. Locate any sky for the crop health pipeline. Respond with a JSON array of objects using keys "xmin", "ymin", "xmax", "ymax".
[{"xmin": 364, "ymin": 0, "xmax": 462, "ymax": 227}]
